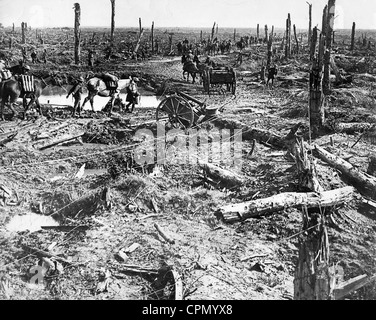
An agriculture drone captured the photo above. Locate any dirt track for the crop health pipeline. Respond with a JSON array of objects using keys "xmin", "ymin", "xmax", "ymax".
[{"xmin": 1, "ymin": 26, "xmax": 376, "ymax": 300}]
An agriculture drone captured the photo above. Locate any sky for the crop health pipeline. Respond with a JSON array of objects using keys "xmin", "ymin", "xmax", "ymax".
[{"xmin": 1, "ymin": 0, "xmax": 376, "ymax": 30}]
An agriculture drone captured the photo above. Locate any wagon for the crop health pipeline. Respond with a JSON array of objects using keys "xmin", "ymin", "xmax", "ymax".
[
  {"xmin": 156, "ymin": 91, "xmax": 218, "ymax": 129},
  {"xmin": 202, "ymin": 67, "xmax": 236, "ymax": 95}
]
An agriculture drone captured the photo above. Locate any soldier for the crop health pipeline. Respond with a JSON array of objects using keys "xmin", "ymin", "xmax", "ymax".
[
  {"xmin": 41, "ymin": 49, "xmax": 47, "ymax": 64},
  {"xmin": 125, "ymin": 77, "xmax": 140, "ymax": 113},
  {"xmin": 31, "ymin": 50, "xmax": 38, "ymax": 64},
  {"xmin": 266, "ymin": 65, "xmax": 278, "ymax": 88},
  {"xmin": 22, "ymin": 47, "xmax": 27, "ymax": 64},
  {"xmin": 66, "ymin": 76, "xmax": 85, "ymax": 117},
  {"xmin": 88, "ymin": 50, "xmax": 94, "ymax": 67}
]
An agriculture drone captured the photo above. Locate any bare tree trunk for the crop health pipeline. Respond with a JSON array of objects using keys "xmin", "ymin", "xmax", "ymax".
[
  {"xmin": 200, "ymin": 30, "xmax": 203, "ymax": 43},
  {"xmin": 264, "ymin": 25, "xmax": 268, "ymax": 43},
  {"xmin": 307, "ymin": 2, "xmax": 312, "ymax": 44},
  {"xmin": 285, "ymin": 14, "xmax": 291, "ymax": 58},
  {"xmin": 322, "ymin": 5, "xmax": 328, "ymax": 37},
  {"xmin": 233, "ymin": 28, "xmax": 236, "ymax": 42},
  {"xmin": 256, "ymin": 24, "xmax": 259, "ymax": 42},
  {"xmin": 211, "ymin": 22, "xmax": 216, "ymax": 41},
  {"xmin": 139, "ymin": 17, "xmax": 142, "ymax": 35},
  {"xmin": 309, "ymin": 32, "xmax": 325, "ymax": 136},
  {"xmin": 110, "ymin": 0, "xmax": 115, "ymax": 44},
  {"xmin": 271, "ymin": 25, "xmax": 274, "ymax": 37},
  {"xmin": 134, "ymin": 29, "xmax": 145, "ymax": 54},
  {"xmin": 151, "ymin": 21, "xmax": 154, "ymax": 54},
  {"xmin": 12, "ymin": 23, "xmax": 15, "ymax": 34},
  {"xmin": 323, "ymin": 0, "xmax": 336, "ymax": 95},
  {"xmin": 21, "ymin": 22, "xmax": 26, "ymax": 44},
  {"xmin": 294, "ymin": 207, "xmax": 334, "ymax": 300},
  {"xmin": 310, "ymin": 26, "xmax": 317, "ymax": 60},
  {"xmin": 293, "ymin": 24, "xmax": 299, "ymax": 54},
  {"xmin": 351, "ymin": 22, "xmax": 356, "ymax": 51},
  {"xmin": 267, "ymin": 33, "xmax": 273, "ymax": 69},
  {"xmin": 73, "ymin": 3, "xmax": 81, "ymax": 65}
]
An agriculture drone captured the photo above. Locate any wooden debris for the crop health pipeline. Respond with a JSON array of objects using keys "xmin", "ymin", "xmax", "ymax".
[
  {"xmin": 22, "ymin": 245, "xmax": 71, "ymax": 266},
  {"xmin": 212, "ymin": 117, "xmax": 287, "ymax": 149},
  {"xmin": 314, "ymin": 145, "xmax": 376, "ymax": 199},
  {"xmin": 334, "ymin": 274, "xmax": 376, "ymax": 300},
  {"xmin": 215, "ymin": 186, "xmax": 355, "ymax": 223},
  {"xmin": 37, "ymin": 132, "xmax": 85, "ymax": 150},
  {"xmin": 240, "ymin": 253, "xmax": 268, "ymax": 262},
  {"xmin": 74, "ymin": 164, "xmax": 86, "ymax": 179},
  {"xmin": 199, "ymin": 161, "xmax": 245, "ymax": 188},
  {"xmin": 41, "ymin": 225, "xmax": 90, "ymax": 232},
  {"xmin": 0, "ymin": 132, "xmax": 18, "ymax": 146},
  {"xmin": 334, "ymin": 122, "xmax": 375, "ymax": 134},
  {"xmin": 171, "ymin": 269, "xmax": 183, "ymax": 300},
  {"xmin": 154, "ymin": 223, "xmax": 175, "ymax": 244},
  {"xmin": 116, "ymin": 264, "xmax": 159, "ymax": 277}
]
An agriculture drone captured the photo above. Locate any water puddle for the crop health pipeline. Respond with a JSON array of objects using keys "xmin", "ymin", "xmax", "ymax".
[
  {"xmin": 6, "ymin": 212, "xmax": 59, "ymax": 233},
  {"xmin": 39, "ymin": 87, "xmax": 160, "ymax": 111}
]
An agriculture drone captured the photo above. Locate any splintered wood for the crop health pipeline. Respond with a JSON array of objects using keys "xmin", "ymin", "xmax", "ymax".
[{"xmin": 216, "ymin": 186, "xmax": 355, "ymax": 223}]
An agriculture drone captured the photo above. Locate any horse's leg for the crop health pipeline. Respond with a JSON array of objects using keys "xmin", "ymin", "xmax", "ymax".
[
  {"xmin": 0, "ymin": 99, "xmax": 5, "ymax": 121},
  {"xmin": 107, "ymin": 94, "xmax": 115, "ymax": 116},
  {"xmin": 90, "ymin": 96, "xmax": 95, "ymax": 112},
  {"xmin": 33, "ymin": 96, "xmax": 42, "ymax": 116},
  {"xmin": 22, "ymin": 96, "xmax": 28, "ymax": 120}
]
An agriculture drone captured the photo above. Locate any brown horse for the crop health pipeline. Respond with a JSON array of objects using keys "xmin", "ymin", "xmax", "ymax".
[{"xmin": 0, "ymin": 74, "xmax": 59, "ymax": 121}]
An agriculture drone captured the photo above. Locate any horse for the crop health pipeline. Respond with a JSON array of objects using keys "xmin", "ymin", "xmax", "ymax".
[
  {"xmin": 183, "ymin": 61, "xmax": 199, "ymax": 84},
  {"xmin": 236, "ymin": 38, "xmax": 246, "ymax": 51},
  {"xmin": 0, "ymin": 74, "xmax": 60, "ymax": 120},
  {"xmin": 81, "ymin": 77, "xmax": 131, "ymax": 116}
]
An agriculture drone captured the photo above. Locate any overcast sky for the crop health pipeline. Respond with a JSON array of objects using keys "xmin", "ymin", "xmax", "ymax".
[{"xmin": 1, "ymin": 0, "xmax": 376, "ymax": 30}]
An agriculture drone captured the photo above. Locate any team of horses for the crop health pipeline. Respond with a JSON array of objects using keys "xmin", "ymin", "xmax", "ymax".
[{"xmin": 0, "ymin": 67, "xmax": 134, "ymax": 120}]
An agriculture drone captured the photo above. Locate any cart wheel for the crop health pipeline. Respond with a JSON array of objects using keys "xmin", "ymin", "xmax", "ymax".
[{"xmin": 156, "ymin": 95, "xmax": 194, "ymax": 129}]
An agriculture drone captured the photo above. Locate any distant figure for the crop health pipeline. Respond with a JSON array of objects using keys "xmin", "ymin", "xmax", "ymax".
[
  {"xmin": 31, "ymin": 50, "xmax": 38, "ymax": 64},
  {"xmin": 125, "ymin": 77, "xmax": 140, "ymax": 113},
  {"xmin": 88, "ymin": 50, "xmax": 94, "ymax": 67},
  {"xmin": 22, "ymin": 47, "xmax": 27, "ymax": 64},
  {"xmin": 187, "ymin": 50, "xmax": 194, "ymax": 62},
  {"xmin": 42, "ymin": 49, "xmax": 47, "ymax": 64},
  {"xmin": 66, "ymin": 76, "xmax": 85, "ymax": 117},
  {"xmin": 266, "ymin": 65, "xmax": 278, "ymax": 88}
]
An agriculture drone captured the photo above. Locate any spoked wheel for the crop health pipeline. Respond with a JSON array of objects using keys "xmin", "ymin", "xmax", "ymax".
[{"xmin": 156, "ymin": 95, "xmax": 194, "ymax": 129}]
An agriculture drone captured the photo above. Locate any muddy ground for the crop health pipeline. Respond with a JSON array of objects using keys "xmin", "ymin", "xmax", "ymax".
[{"xmin": 1, "ymin": 27, "xmax": 376, "ymax": 300}]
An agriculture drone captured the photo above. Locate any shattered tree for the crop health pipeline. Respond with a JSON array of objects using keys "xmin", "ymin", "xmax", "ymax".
[
  {"xmin": 73, "ymin": 3, "xmax": 81, "ymax": 64},
  {"xmin": 110, "ymin": 0, "xmax": 115, "ymax": 44},
  {"xmin": 351, "ymin": 22, "xmax": 356, "ymax": 51},
  {"xmin": 323, "ymin": 0, "xmax": 336, "ymax": 95}
]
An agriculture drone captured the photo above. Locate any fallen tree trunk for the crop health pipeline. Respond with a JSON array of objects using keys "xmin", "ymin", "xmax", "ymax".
[
  {"xmin": 199, "ymin": 161, "xmax": 245, "ymax": 188},
  {"xmin": 314, "ymin": 145, "xmax": 376, "ymax": 199},
  {"xmin": 37, "ymin": 132, "xmax": 85, "ymax": 150},
  {"xmin": 212, "ymin": 117, "xmax": 286, "ymax": 149},
  {"xmin": 215, "ymin": 186, "xmax": 354, "ymax": 223},
  {"xmin": 334, "ymin": 274, "xmax": 376, "ymax": 300},
  {"xmin": 0, "ymin": 132, "xmax": 18, "ymax": 146},
  {"xmin": 333, "ymin": 122, "xmax": 375, "ymax": 134}
]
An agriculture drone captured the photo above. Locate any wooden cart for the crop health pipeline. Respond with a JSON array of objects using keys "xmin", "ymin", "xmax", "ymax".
[
  {"xmin": 202, "ymin": 67, "xmax": 236, "ymax": 95},
  {"xmin": 156, "ymin": 91, "xmax": 217, "ymax": 129}
]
